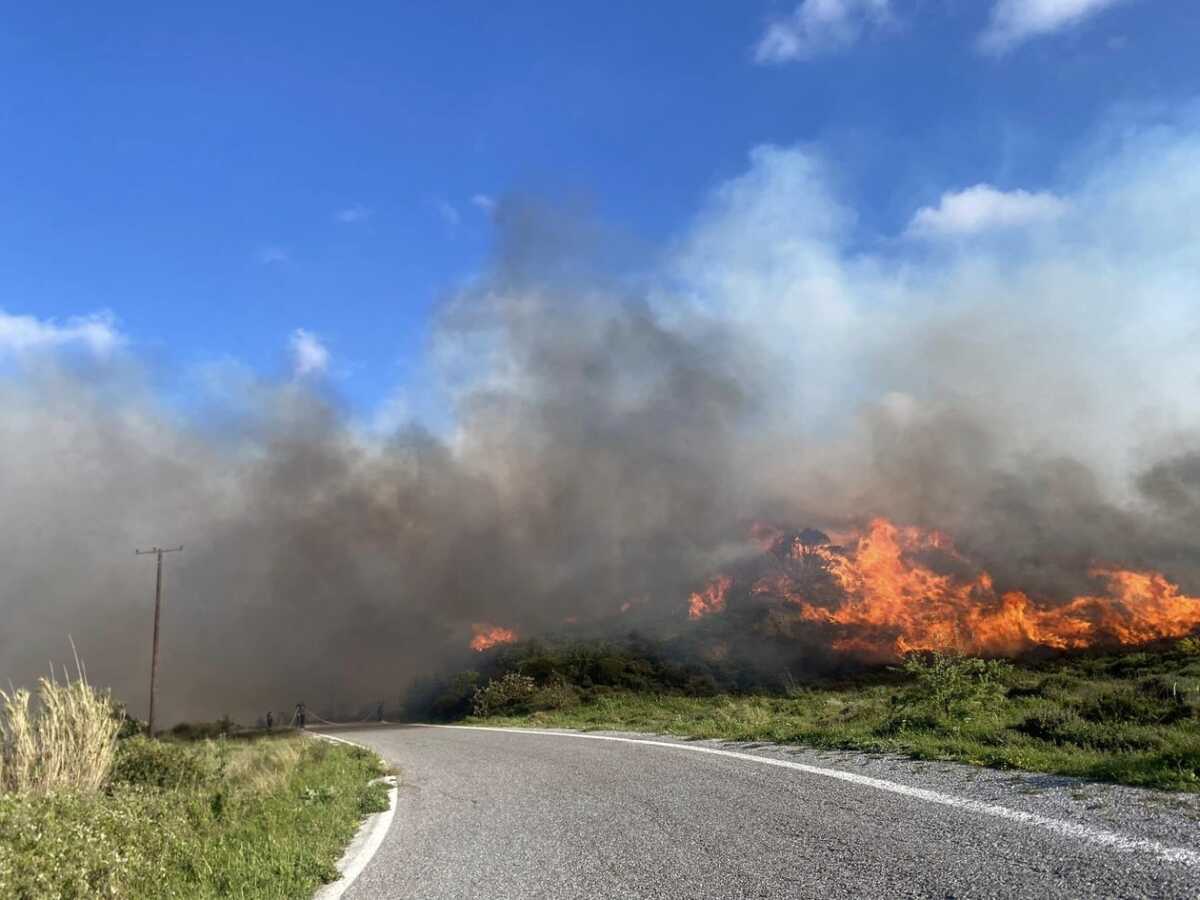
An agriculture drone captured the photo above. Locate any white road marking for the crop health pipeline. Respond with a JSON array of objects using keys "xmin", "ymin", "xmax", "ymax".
[
  {"xmin": 427, "ymin": 724, "xmax": 1200, "ymax": 868},
  {"xmin": 311, "ymin": 733, "xmax": 400, "ymax": 900}
]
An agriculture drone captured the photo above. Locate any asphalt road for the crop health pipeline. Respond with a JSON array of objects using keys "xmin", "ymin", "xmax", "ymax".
[{"xmin": 323, "ymin": 724, "xmax": 1200, "ymax": 899}]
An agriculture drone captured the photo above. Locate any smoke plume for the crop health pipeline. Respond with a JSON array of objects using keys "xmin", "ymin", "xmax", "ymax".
[{"xmin": 3, "ymin": 108, "xmax": 1200, "ymax": 720}]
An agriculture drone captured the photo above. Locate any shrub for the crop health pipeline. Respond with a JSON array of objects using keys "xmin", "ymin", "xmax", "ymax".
[
  {"xmin": 429, "ymin": 672, "xmax": 481, "ymax": 720},
  {"xmin": 1014, "ymin": 707, "xmax": 1165, "ymax": 752},
  {"xmin": 167, "ymin": 717, "xmax": 236, "ymax": 741},
  {"xmin": 0, "ymin": 786, "xmax": 158, "ymax": 896},
  {"xmin": 1176, "ymin": 636, "xmax": 1200, "ymax": 656},
  {"xmin": 111, "ymin": 702, "xmax": 147, "ymax": 740},
  {"xmin": 0, "ymin": 660, "xmax": 119, "ymax": 795},
  {"xmin": 1026, "ymin": 672, "xmax": 1082, "ymax": 701},
  {"xmin": 1015, "ymin": 707, "xmax": 1086, "ymax": 745},
  {"xmin": 1077, "ymin": 683, "xmax": 1185, "ymax": 726},
  {"xmin": 110, "ymin": 736, "xmax": 212, "ymax": 789},
  {"xmin": 893, "ymin": 653, "xmax": 1012, "ymax": 729},
  {"xmin": 473, "ymin": 673, "xmax": 537, "ymax": 717},
  {"xmin": 530, "ymin": 678, "xmax": 581, "ymax": 712}
]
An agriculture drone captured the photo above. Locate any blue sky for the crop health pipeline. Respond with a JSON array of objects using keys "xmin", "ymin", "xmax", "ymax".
[{"xmin": 2, "ymin": 0, "xmax": 1198, "ymax": 414}]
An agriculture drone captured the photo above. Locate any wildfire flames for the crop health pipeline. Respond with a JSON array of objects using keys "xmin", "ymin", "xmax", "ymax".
[
  {"xmin": 690, "ymin": 518, "xmax": 1200, "ymax": 658},
  {"xmin": 470, "ymin": 623, "xmax": 518, "ymax": 652},
  {"xmin": 688, "ymin": 574, "xmax": 733, "ymax": 620}
]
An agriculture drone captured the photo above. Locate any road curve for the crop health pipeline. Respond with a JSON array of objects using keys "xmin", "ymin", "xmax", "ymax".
[{"xmin": 322, "ymin": 724, "xmax": 1200, "ymax": 899}]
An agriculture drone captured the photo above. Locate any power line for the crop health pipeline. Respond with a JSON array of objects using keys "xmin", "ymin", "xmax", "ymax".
[{"xmin": 136, "ymin": 545, "xmax": 182, "ymax": 736}]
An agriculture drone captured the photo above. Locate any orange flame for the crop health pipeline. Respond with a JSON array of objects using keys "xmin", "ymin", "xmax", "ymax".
[
  {"xmin": 469, "ymin": 623, "xmax": 518, "ymax": 652},
  {"xmin": 688, "ymin": 574, "xmax": 733, "ymax": 619},
  {"xmin": 706, "ymin": 518, "xmax": 1200, "ymax": 658}
]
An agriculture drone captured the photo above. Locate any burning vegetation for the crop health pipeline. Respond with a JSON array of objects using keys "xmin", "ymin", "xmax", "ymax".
[
  {"xmin": 689, "ymin": 518, "xmax": 1200, "ymax": 661},
  {"xmin": 687, "ymin": 575, "xmax": 733, "ymax": 620},
  {"xmin": 8, "ymin": 138, "xmax": 1200, "ymax": 726},
  {"xmin": 470, "ymin": 624, "xmax": 519, "ymax": 653}
]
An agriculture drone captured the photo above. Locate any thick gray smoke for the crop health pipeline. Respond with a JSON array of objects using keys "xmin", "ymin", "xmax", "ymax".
[
  {"xmin": 0, "ymin": 206, "xmax": 767, "ymax": 722},
  {"xmin": 3, "ymin": 112, "xmax": 1200, "ymax": 720}
]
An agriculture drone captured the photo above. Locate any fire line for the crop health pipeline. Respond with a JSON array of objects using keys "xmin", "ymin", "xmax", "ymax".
[{"xmin": 689, "ymin": 517, "xmax": 1200, "ymax": 658}]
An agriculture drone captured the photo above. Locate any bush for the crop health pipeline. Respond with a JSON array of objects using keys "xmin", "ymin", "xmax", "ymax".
[
  {"xmin": 1026, "ymin": 672, "xmax": 1082, "ymax": 701},
  {"xmin": 167, "ymin": 717, "xmax": 236, "ymax": 741},
  {"xmin": 110, "ymin": 736, "xmax": 212, "ymax": 789},
  {"xmin": 892, "ymin": 653, "xmax": 1012, "ymax": 729},
  {"xmin": 490, "ymin": 639, "xmax": 709, "ymax": 693},
  {"xmin": 1015, "ymin": 707, "xmax": 1087, "ymax": 745},
  {"xmin": 530, "ymin": 678, "xmax": 581, "ymax": 712},
  {"xmin": 0, "ymin": 785, "xmax": 163, "ymax": 897},
  {"xmin": 1076, "ymin": 683, "xmax": 1186, "ymax": 726},
  {"xmin": 473, "ymin": 673, "xmax": 537, "ymax": 717},
  {"xmin": 429, "ymin": 672, "xmax": 481, "ymax": 720},
  {"xmin": 114, "ymin": 708, "xmax": 147, "ymax": 740}
]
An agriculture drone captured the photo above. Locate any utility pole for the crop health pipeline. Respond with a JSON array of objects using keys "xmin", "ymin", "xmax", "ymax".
[{"xmin": 136, "ymin": 545, "xmax": 182, "ymax": 736}]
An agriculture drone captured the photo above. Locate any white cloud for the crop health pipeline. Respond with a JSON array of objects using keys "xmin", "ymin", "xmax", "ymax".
[
  {"xmin": 0, "ymin": 310, "xmax": 121, "ymax": 356},
  {"xmin": 979, "ymin": 0, "xmax": 1126, "ymax": 54},
  {"xmin": 471, "ymin": 194, "xmax": 496, "ymax": 214},
  {"xmin": 289, "ymin": 329, "xmax": 330, "ymax": 377},
  {"xmin": 754, "ymin": 0, "xmax": 892, "ymax": 64},
  {"xmin": 334, "ymin": 204, "xmax": 372, "ymax": 224},
  {"xmin": 906, "ymin": 184, "xmax": 1067, "ymax": 237},
  {"xmin": 436, "ymin": 200, "xmax": 461, "ymax": 227},
  {"xmin": 257, "ymin": 246, "xmax": 290, "ymax": 265}
]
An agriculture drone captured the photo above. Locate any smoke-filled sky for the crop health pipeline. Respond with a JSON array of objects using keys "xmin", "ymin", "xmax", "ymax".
[{"xmin": 3, "ymin": 2, "xmax": 1200, "ymax": 720}]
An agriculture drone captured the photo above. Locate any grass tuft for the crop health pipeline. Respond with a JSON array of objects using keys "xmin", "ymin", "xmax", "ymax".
[{"xmin": 0, "ymin": 656, "xmax": 119, "ymax": 795}]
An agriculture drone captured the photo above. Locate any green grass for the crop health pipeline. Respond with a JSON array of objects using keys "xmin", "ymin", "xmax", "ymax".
[
  {"xmin": 465, "ymin": 642, "xmax": 1200, "ymax": 793},
  {"xmin": 0, "ymin": 733, "xmax": 390, "ymax": 899}
]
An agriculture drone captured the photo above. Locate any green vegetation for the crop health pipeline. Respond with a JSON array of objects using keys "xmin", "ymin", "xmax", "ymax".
[
  {"xmin": 1, "ymin": 668, "xmax": 390, "ymax": 899},
  {"xmin": 406, "ymin": 636, "xmax": 729, "ymax": 722},
  {"xmin": 1, "ymin": 733, "xmax": 389, "ymax": 899},
  {"xmin": 455, "ymin": 638, "xmax": 1200, "ymax": 792}
]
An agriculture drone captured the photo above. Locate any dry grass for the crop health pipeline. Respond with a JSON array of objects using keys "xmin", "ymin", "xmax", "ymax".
[
  {"xmin": 224, "ymin": 734, "xmax": 305, "ymax": 794},
  {"xmin": 0, "ymin": 648, "xmax": 119, "ymax": 795}
]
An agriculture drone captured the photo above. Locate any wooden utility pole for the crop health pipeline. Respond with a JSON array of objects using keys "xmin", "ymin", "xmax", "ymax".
[{"xmin": 136, "ymin": 545, "xmax": 182, "ymax": 736}]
